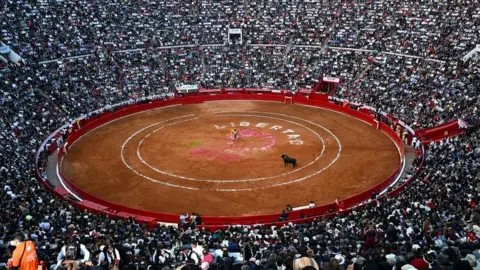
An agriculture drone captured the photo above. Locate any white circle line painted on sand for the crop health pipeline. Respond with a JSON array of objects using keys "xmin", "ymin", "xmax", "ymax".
[
  {"xmin": 69, "ymin": 104, "xmax": 182, "ymax": 150},
  {"xmin": 122, "ymin": 111, "xmax": 342, "ymax": 191},
  {"xmin": 135, "ymin": 113, "xmax": 327, "ymax": 182},
  {"xmin": 120, "ymin": 115, "xmax": 203, "ymax": 190},
  {"xmin": 210, "ymin": 111, "xmax": 342, "ymax": 191}
]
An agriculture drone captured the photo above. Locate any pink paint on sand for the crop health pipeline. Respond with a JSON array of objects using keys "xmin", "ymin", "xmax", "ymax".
[
  {"xmin": 189, "ymin": 129, "xmax": 277, "ymax": 162},
  {"xmin": 225, "ymin": 129, "xmax": 276, "ymax": 152}
]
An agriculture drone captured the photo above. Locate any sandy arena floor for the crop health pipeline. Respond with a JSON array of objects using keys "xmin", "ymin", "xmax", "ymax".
[{"xmin": 61, "ymin": 101, "xmax": 400, "ymax": 216}]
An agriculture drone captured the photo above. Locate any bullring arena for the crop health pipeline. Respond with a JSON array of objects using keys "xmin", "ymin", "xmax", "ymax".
[
  {"xmin": 55, "ymin": 94, "xmax": 404, "ymax": 222},
  {"xmin": 5, "ymin": 0, "xmax": 480, "ymax": 268}
]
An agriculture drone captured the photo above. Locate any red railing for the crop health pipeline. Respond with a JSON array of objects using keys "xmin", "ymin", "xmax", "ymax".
[
  {"xmin": 416, "ymin": 119, "xmax": 466, "ymax": 144},
  {"xmin": 198, "ymin": 146, "xmax": 425, "ymax": 231},
  {"xmin": 38, "ymin": 91, "xmax": 411, "ymax": 227}
]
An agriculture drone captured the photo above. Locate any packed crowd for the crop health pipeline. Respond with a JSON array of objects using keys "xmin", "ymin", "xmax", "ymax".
[
  {"xmin": 1, "ymin": 0, "xmax": 480, "ymax": 269},
  {"xmin": 335, "ymin": 56, "xmax": 480, "ymax": 128},
  {"xmin": 330, "ymin": 0, "xmax": 480, "ymax": 59},
  {"xmin": 2, "ymin": 0, "xmax": 479, "ymax": 61}
]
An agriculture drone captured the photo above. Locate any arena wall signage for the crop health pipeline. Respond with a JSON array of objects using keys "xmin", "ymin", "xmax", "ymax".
[{"xmin": 213, "ymin": 122, "xmax": 304, "ymax": 145}]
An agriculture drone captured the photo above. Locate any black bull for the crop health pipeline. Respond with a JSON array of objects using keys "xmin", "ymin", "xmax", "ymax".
[{"xmin": 281, "ymin": 154, "xmax": 297, "ymax": 168}]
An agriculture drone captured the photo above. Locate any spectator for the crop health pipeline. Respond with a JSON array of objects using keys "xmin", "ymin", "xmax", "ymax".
[
  {"xmin": 55, "ymin": 239, "xmax": 91, "ymax": 270},
  {"xmin": 0, "ymin": 2, "xmax": 479, "ymax": 270},
  {"xmin": 191, "ymin": 243, "xmax": 204, "ymax": 261},
  {"xmin": 8, "ymin": 233, "xmax": 38, "ymax": 270},
  {"xmin": 181, "ymin": 247, "xmax": 201, "ymax": 265},
  {"xmin": 293, "ymin": 250, "xmax": 319, "ymax": 270},
  {"xmin": 150, "ymin": 244, "xmax": 173, "ymax": 269},
  {"xmin": 97, "ymin": 245, "xmax": 120, "ymax": 270}
]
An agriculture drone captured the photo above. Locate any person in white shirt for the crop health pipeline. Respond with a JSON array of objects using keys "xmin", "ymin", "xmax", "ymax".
[
  {"xmin": 150, "ymin": 244, "xmax": 173, "ymax": 267},
  {"xmin": 179, "ymin": 213, "xmax": 189, "ymax": 225},
  {"xmin": 191, "ymin": 242, "xmax": 204, "ymax": 260},
  {"xmin": 415, "ymin": 139, "xmax": 421, "ymax": 149}
]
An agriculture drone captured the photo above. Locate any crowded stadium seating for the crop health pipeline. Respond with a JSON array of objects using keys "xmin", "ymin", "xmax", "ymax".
[{"xmin": 0, "ymin": 0, "xmax": 479, "ymax": 269}]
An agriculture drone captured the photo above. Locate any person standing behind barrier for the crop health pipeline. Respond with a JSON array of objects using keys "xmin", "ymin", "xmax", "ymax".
[
  {"xmin": 8, "ymin": 233, "xmax": 39, "ymax": 270},
  {"xmin": 180, "ymin": 213, "xmax": 189, "ymax": 227}
]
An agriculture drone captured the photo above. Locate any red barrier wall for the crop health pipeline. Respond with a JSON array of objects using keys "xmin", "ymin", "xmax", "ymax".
[
  {"xmin": 199, "ymin": 145, "xmax": 424, "ymax": 231},
  {"xmin": 416, "ymin": 119, "xmax": 466, "ymax": 143},
  {"xmin": 44, "ymin": 92, "xmax": 408, "ymax": 227}
]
